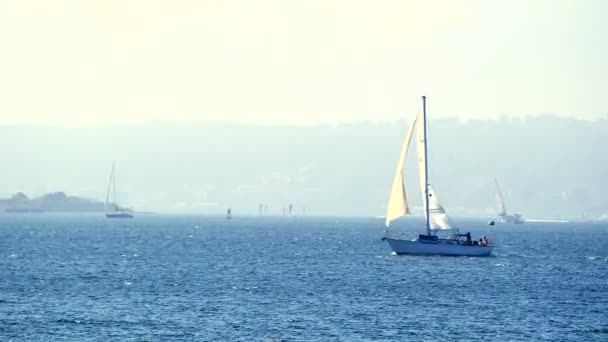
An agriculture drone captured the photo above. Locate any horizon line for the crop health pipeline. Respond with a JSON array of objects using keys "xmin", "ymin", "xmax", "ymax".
[{"xmin": 0, "ymin": 112, "xmax": 606, "ymax": 128}]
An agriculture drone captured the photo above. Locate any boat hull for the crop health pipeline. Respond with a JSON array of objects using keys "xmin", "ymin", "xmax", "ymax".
[
  {"xmin": 105, "ymin": 212, "xmax": 133, "ymax": 219},
  {"xmin": 500, "ymin": 214, "xmax": 525, "ymax": 224},
  {"xmin": 383, "ymin": 237, "xmax": 493, "ymax": 257}
]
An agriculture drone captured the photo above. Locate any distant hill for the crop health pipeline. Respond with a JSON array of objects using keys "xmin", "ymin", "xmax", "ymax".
[
  {"xmin": 0, "ymin": 116, "xmax": 606, "ymax": 218},
  {"xmin": 0, "ymin": 192, "xmax": 105, "ymax": 213}
]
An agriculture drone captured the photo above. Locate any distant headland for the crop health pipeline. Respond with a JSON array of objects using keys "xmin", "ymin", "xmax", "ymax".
[{"xmin": 0, "ymin": 192, "xmax": 106, "ymax": 213}]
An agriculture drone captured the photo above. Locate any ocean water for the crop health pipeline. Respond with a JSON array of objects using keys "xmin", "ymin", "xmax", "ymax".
[{"xmin": 0, "ymin": 214, "xmax": 606, "ymax": 341}]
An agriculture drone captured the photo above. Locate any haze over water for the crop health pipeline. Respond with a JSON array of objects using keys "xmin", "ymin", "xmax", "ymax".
[{"xmin": 1, "ymin": 117, "xmax": 606, "ymax": 219}]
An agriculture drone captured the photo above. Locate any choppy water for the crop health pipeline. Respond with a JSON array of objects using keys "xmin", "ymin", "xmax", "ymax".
[{"xmin": 0, "ymin": 214, "xmax": 607, "ymax": 341}]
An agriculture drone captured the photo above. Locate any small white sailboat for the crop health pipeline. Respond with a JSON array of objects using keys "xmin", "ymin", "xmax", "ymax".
[
  {"xmin": 105, "ymin": 162, "xmax": 133, "ymax": 219},
  {"xmin": 288, "ymin": 203, "xmax": 294, "ymax": 217},
  {"xmin": 382, "ymin": 97, "xmax": 493, "ymax": 256},
  {"xmin": 494, "ymin": 178, "xmax": 524, "ymax": 224}
]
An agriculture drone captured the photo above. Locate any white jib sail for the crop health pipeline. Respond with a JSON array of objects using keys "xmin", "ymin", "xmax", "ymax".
[
  {"xmin": 385, "ymin": 118, "xmax": 417, "ymax": 227},
  {"xmin": 427, "ymin": 184, "xmax": 452, "ymax": 230},
  {"xmin": 413, "ymin": 111, "xmax": 452, "ymax": 230}
]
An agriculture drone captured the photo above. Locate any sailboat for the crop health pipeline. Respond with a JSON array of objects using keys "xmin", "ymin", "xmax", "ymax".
[
  {"xmin": 105, "ymin": 162, "xmax": 133, "ymax": 219},
  {"xmin": 382, "ymin": 96, "xmax": 493, "ymax": 256},
  {"xmin": 494, "ymin": 178, "xmax": 524, "ymax": 224}
]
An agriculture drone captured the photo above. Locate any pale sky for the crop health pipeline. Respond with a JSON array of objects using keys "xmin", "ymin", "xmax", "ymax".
[{"xmin": 0, "ymin": 0, "xmax": 606, "ymax": 125}]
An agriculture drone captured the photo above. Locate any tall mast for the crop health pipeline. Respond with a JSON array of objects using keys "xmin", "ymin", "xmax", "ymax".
[{"xmin": 422, "ymin": 96, "xmax": 431, "ymax": 235}]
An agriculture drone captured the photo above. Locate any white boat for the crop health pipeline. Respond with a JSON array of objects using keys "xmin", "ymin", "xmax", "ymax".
[
  {"xmin": 105, "ymin": 162, "xmax": 133, "ymax": 219},
  {"xmin": 382, "ymin": 97, "xmax": 493, "ymax": 256},
  {"xmin": 494, "ymin": 178, "xmax": 524, "ymax": 224}
]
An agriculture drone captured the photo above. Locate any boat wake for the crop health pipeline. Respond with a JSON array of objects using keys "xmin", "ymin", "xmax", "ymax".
[{"xmin": 526, "ymin": 218, "xmax": 570, "ymax": 223}]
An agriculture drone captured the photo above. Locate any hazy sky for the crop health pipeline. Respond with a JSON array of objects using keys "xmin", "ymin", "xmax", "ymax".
[{"xmin": 1, "ymin": 0, "xmax": 606, "ymax": 125}]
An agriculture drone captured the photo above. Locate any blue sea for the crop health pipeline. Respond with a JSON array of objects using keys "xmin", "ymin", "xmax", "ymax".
[{"xmin": 0, "ymin": 214, "xmax": 606, "ymax": 341}]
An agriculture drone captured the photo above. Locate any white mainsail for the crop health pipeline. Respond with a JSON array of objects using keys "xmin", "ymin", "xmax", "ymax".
[
  {"xmin": 105, "ymin": 162, "xmax": 115, "ymax": 213},
  {"xmin": 105, "ymin": 162, "xmax": 128, "ymax": 214},
  {"xmin": 495, "ymin": 178, "xmax": 507, "ymax": 216},
  {"xmin": 414, "ymin": 111, "xmax": 427, "ymax": 202},
  {"xmin": 385, "ymin": 118, "xmax": 417, "ymax": 227}
]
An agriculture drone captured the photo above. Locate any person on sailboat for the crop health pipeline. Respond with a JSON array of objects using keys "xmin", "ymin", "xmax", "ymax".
[{"xmin": 482, "ymin": 235, "xmax": 489, "ymax": 246}]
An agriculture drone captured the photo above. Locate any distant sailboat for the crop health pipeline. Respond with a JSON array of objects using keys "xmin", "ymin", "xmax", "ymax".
[
  {"xmin": 382, "ymin": 97, "xmax": 493, "ymax": 256},
  {"xmin": 494, "ymin": 178, "xmax": 524, "ymax": 224},
  {"xmin": 105, "ymin": 162, "xmax": 133, "ymax": 219},
  {"xmin": 226, "ymin": 208, "xmax": 232, "ymax": 219}
]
